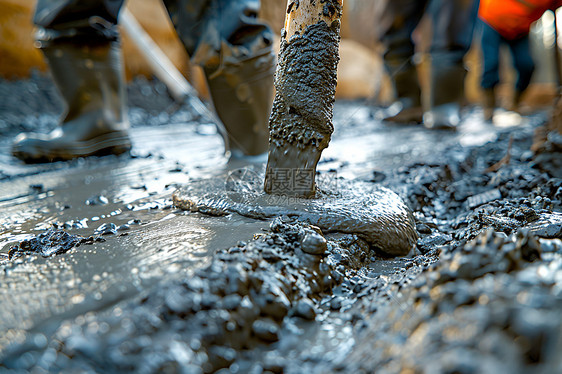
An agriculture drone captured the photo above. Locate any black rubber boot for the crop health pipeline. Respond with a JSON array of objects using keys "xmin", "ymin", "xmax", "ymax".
[
  {"xmin": 204, "ymin": 47, "xmax": 275, "ymax": 157},
  {"xmin": 384, "ymin": 61, "xmax": 423, "ymax": 124},
  {"xmin": 12, "ymin": 41, "xmax": 131, "ymax": 163},
  {"xmin": 423, "ymin": 64, "xmax": 466, "ymax": 129}
]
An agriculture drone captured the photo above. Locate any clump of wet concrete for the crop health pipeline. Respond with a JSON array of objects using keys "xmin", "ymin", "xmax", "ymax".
[
  {"xmin": 372, "ymin": 127, "xmax": 561, "ymax": 257},
  {"xmin": 319, "ymin": 120, "xmax": 562, "ymax": 373},
  {"xmin": 7, "ymin": 228, "xmax": 95, "ymax": 259},
  {"xmin": 173, "ymin": 170, "xmax": 418, "ymax": 256},
  {"xmin": 1, "ymin": 218, "xmax": 371, "ymax": 373},
  {"xmin": 6, "ymin": 220, "xmax": 133, "ymax": 260},
  {"xmin": 346, "ymin": 228, "xmax": 562, "ymax": 373}
]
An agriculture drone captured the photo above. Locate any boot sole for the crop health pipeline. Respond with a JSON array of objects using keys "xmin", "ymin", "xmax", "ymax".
[{"xmin": 13, "ymin": 132, "xmax": 132, "ymax": 164}]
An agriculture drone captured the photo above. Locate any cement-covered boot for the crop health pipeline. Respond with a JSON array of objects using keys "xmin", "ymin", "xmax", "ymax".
[
  {"xmin": 12, "ymin": 41, "xmax": 131, "ymax": 163},
  {"xmin": 424, "ymin": 64, "xmax": 466, "ymax": 129},
  {"xmin": 482, "ymin": 88, "xmax": 496, "ymax": 122},
  {"xmin": 384, "ymin": 62, "xmax": 423, "ymax": 124},
  {"xmin": 204, "ymin": 47, "xmax": 275, "ymax": 158}
]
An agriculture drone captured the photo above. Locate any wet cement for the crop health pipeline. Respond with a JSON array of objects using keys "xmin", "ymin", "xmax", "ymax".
[
  {"xmin": 345, "ymin": 230, "xmax": 562, "ymax": 374},
  {"xmin": 265, "ymin": 21, "xmax": 340, "ymax": 197},
  {"xmin": 1, "ymin": 75, "xmax": 562, "ymax": 373},
  {"xmin": 2, "ymin": 218, "xmax": 375, "ymax": 372},
  {"xmin": 173, "ymin": 168, "xmax": 418, "ymax": 256}
]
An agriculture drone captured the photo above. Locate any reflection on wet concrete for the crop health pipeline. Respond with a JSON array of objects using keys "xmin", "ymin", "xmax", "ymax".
[
  {"xmin": 323, "ymin": 103, "xmax": 502, "ymax": 179},
  {"xmin": 0, "ymin": 121, "xmax": 265, "ymax": 356},
  {"xmin": 0, "ymin": 210, "xmax": 267, "ymax": 354},
  {"xmin": 1, "ymin": 91, "xmax": 559, "ymax": 371}
]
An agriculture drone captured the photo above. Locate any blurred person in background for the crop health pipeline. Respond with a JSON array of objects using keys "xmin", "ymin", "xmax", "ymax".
[
  {"xmin": 12, "ymin": 0, "xmax": 275, "ymax": 163},
  {"xmin": 378, "ymin": 0, "xmax": 480, "ymax": 129},
  {"xmin": 479, "ymin": 0, "xmax": 562, "ymax": 121}
]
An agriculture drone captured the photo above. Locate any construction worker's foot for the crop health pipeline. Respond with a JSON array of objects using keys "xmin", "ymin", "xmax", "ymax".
[
  {"xmin": 423, "ymin": 103, "xmax": 460, "ymax": 130},
  {"xmin": 12, "ymin": 125, "xmax": 131, "ymax": 163},
  {"xmin": 12, "ymin": 40, "xmax": 131, "ymax": 163},
  {"xmin": 383, "ymin": 100, "xmax": 423, "ymax": 124}
]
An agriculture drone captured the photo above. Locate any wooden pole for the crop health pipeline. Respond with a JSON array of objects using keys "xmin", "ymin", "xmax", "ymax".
[
  {"xmin": 120, "ymin": 9, "xmax": 230, "ymax": 154},
  {"xmin": 264, "ymin": 0, "xmax": 343, "ymax": 198}
]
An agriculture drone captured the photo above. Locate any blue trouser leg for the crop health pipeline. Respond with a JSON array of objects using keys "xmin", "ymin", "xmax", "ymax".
[
  {"xmin": 508, "ymin": 36, "xmax": 535, "ymax": 93},
  {"xmin": 480, "ymin": 20, "xmax": 502, "ymax": 90}
]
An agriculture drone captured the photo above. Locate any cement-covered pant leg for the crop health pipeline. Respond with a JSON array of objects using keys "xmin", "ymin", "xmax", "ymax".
[
  {"xmin": 34, "ymin": 0, "xmax": 124, "ymax": 45},
  {"xmin": 378, "ymin": 0, "xmax": 429, "ymax": 107},
  {"xmin": 163, "ymin": 0, "xmax": 276, "ymax": 156}
]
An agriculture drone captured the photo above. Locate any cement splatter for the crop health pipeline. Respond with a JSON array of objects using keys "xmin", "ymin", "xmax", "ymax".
[
  {"xmin": 173, "ymin": 168, "xmax": 418, "ymax": 256},
  {"xmin": 8, "ymin": 229, "xmax": 96, "ymax": 259}
]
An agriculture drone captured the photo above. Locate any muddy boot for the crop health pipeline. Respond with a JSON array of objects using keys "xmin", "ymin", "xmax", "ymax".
[
  {"xmin": 384, "ymin": 61, "xmax": 423, "ymax": 124},
  {"xmin": 423, "ymin": 64, "xmax": 466, "ymax": 129},
  {"xmin": 482, "ymin": 88, "xmax": 496, "ymax": 122},
  {"xmin": 204, "ymin": 47, "xmax": 275, "ymax": 158},
  {"xmin": 12, "ymin": 41, "xmax": 131, "ymax": 163}
]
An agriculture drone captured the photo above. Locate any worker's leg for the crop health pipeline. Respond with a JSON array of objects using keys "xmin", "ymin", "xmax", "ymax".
[
  {"xmin": 424, "ymin": 0, "xmax": 479, "ymax": 128},
  {"xmin": 480, "ymin": 20, "xmax": 502, "ymax": 121},
  {"xmin": 378, "ymin": 0, "xmax": 429, "ymax": 123},
  {"xmin": 12, "ymin": 0, "xmax": 130, "ymax": 163},
  {"xmin": 163, "ymin": 0, "xmax": 275, "ymax": 157},
  {"xmin": 508, "ymin": 34, "xmax": 535, "ymax": 110}
]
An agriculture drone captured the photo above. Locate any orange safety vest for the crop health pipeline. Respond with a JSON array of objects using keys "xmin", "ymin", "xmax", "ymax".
[{"xmin": 479, "ymin": 0, "xmax": 562, "ymax": 40}]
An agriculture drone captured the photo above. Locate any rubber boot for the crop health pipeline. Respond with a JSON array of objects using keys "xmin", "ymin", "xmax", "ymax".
[
  {"xmin": 384, "ymin": 62, "xmax": 423, "ymax": 124},
  {"xmin": 204, "ymin": 47, "xmax": 275, "ymax": 158},
  {"xmin": 12, "ymin": 41, "xmax": 131, "ymax": 163},
  {"xmin": 482, "ymin": 88, "xmax": 496, "ymax": 122},
  {"xmin": 423, "ymin": 64, "xmax": 466, "ymax": 129}
]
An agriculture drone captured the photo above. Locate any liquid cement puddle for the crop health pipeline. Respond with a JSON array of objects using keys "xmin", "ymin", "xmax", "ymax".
[{"xmin": 173, "ymin": 166, "xmax": 418, "ymax": 256}]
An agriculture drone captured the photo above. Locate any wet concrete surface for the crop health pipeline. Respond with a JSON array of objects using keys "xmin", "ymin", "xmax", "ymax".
[
  {"xmin": 1, "ymin": 76, "xmax": 562, "ymax": 372},
  {"xmin": 173, "ymin": 171, "xmax": 418, "ymax": 256}
]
